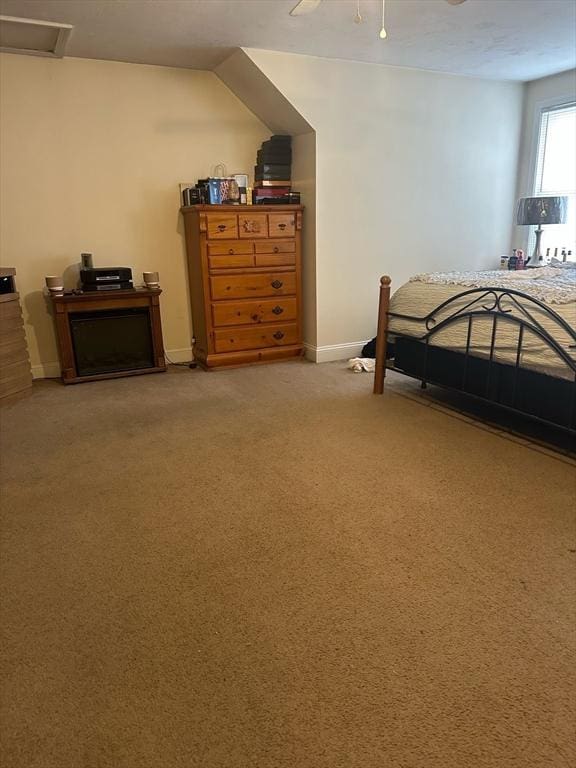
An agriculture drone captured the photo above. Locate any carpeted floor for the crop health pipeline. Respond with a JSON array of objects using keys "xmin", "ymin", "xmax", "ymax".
[{"xmin": 1, "ymin": 361, "xmax": 575, "ymax": 768}]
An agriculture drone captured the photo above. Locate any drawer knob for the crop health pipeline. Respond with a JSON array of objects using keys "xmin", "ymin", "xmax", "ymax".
[
  {"xmin": 273, "ymin": 331, "xmax": 285, "ymax": 340},
  {"xmin": 271, "ymin": 280, "xmax": 283, "ymax": 289},
  {"xmin": 218, "ymin": 224, "xmax": 226, "ymax": 232},
  {"xmin": 278, "ymin": 223, "xmax": 287, "ymax": 230},
  {"xmin": 272, "ymin": 305, "xmax": 283, "ymax": 315},
  {"xmin": 273, "ymin": 246, "xmax": 279, "ymax": 253},
  {"xmin": 228, "ymin": 248, "xmax": 234, "ymax": 255}
]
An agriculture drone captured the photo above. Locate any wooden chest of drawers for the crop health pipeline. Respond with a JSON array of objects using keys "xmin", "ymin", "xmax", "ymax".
[
  {"xmin": 0, "ymin": 268, "xmax": 32, "ymax": 403},
  {"xmin": 181, "ymin": 205, "xmax": 304, "ymax": 368}
]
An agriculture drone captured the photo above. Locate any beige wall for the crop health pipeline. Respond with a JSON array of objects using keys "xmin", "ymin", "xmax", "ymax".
[
  {"xmin": 243, "ymin": 49, "xmax": 524, "ymax": 359},
  {"xmin": 0, "ymin": 50, "xmax": 531, "ymax": 369},
  {"xmin": 0, "ymin": 54, "xmax": 270, "ymax": 376},
  {"xmin": 514, "ymin": 69, "xmax": 576, "ymax": 252}
]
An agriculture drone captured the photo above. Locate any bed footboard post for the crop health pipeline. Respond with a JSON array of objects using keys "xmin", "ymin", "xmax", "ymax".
[{"xmin": 373, "ymin": 275, "xmax": 391, "ymax": 395}]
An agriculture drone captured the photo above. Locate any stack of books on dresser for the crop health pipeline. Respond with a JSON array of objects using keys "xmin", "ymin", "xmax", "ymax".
[{"xmin": 253, "ymin": 135, "xmax": 300, "ymax": 205}]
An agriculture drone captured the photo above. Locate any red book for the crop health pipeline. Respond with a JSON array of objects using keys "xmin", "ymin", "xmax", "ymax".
[{"xmin": 253, "ymin": 187, "xmax": 291, "ymax": 196}]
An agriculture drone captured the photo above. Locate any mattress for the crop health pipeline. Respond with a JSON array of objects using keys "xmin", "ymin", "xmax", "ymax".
[{"xmin": 387, "ymin": 268, "xmax": 576, "ymax": 380}]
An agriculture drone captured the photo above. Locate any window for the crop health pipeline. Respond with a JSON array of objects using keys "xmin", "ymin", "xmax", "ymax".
[{"xmin": 532, "ymin": 102, "xmax": 576, "ymax": 259}]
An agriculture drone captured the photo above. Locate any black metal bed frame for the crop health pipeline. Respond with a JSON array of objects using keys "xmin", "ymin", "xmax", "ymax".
[{"xmin": 373, "ymin": 276, "xmax": 576, "ymax": 435}]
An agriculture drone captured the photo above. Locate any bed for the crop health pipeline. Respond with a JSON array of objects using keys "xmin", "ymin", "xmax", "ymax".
[{"xmin": 373, "ymin": 266, "xmax": 576, "ymax": 433}]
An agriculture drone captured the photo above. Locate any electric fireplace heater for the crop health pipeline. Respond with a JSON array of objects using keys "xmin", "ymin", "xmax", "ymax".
[
  {"xmin": 69, "ymin": 308, "xmax": 154, "ymax": 377},
  {"xmin": 50, "ymin": 288, "xmax": 166, "ymax": 384}
]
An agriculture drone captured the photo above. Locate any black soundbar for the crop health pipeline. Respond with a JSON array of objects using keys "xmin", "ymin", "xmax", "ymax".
[{"xmin": 80, "ymin": 267, "xmax": 132, "ymax": 284}]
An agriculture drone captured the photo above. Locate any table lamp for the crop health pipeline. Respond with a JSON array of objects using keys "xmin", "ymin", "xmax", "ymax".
[{"xmin": 516, "ymin": 196, "xmax": 568, "ymax": 263}]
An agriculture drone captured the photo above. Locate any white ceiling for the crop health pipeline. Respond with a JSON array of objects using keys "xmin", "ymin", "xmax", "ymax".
[{"xmin": 0, "ymin": 0, "xmax": 575, "ymax": 82}]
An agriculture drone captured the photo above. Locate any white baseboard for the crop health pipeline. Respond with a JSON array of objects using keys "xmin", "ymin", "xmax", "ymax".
[
  {"xmin": 32, "ymin": 362, "xmax": 61, "ymax": 379},
  {"xmin": 164, "ymin": 347, "xmax": 194, "ymax": 364},
  {"xmin": 33, "ymin": 345, "xmax": 367, "ymax": 376},
  {"xmin": 31, "ymin": 347, "xmax": 195, "ymax": 379},
  {"xmin": 304, "ymin": 341, "xmax": 367, "ymax": 363}
]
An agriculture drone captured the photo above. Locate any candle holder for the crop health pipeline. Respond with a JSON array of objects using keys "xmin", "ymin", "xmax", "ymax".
[
  {"xmin": 143, "ymin": 271, "xmax": 160, "ymax": 288},
  {"xmin": 45, "ymin": 275, "xmax": 64, "ymax": 293}
]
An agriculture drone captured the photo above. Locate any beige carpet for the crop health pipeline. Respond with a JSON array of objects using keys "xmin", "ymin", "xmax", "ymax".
[{"xmin": 1, "ymin": 361, "xmax": 575, "ymax": 768}]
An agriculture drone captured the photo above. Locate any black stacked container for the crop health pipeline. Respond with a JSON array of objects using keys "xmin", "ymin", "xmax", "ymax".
[
  {"xmin": 253, "ymin": 135, "xmax": 298, "ymax": 204},
  {"xmin": 255, "ymin": 135, "xmax": 292, "ymax": 183}
]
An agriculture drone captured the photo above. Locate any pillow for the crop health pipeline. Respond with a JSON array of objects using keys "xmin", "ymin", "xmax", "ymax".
[{"xmin": 550, "ymin": 258, "xmax": 576, "ymax": 268}]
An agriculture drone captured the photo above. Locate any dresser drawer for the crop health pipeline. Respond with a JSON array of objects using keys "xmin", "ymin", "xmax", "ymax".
[
  {"xmin": 206, "ymin": 214, "xmax": 238, "ymax": 240},
  {"xmin": 254, "ymin": 240, "xmax": 295, "ymax": 254},
  {"xmin": 254, "ymin": 240, "xmax": 295, "ymax": 266},
  {"xmin": 268, "ymin": 213, "xmax": 295, "ymax": 238},
  {"xmin": 0, "ymin": 315, "xmax": 26, "ymax": 337},
  {"xmin": 208, "ymin": 241, "xmax": 255, "ymax": 269},
  {"xmin": 210, "ymin": 271, "xmax": 296, "ymax": 300},
  {"xmin": 255, "ymin": 253, "xmax": 296, "ymax": 268},
  {"xmin": 208, "ymin": 253, "xmax": 255, "ymax": 270},
  {"xmin": 0, "ymin": 300, "xmax": 24, "ymax": 321},
  {"xmin": 208, "ymin": 241, "xmax": 253, "ymax": 256},
  {"xmin": 214, "ymin": 322, "xmax": 299, "ymax": 353},
  {"xmin": 238, "ymin": 213, "xmax": 268, "ymax": 239},
  {"xmin": 212, "ymin": 298, "xmax": 297, "ymax": 327}
]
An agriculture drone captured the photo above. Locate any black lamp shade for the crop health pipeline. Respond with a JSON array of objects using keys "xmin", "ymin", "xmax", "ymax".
[{"xmin": 516, "ymin": 196, "xmax": 568, "ymax": 226}]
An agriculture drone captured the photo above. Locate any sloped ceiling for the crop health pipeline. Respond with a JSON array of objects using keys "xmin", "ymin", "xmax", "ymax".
[{"xmin": 216, "ymin": 50, "xmax": 312, "ymax": 136}]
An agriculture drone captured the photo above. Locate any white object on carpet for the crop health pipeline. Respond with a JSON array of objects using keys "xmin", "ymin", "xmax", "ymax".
[{"xmin": 347, "ymin": 357, "xmax": 375, "ymax": 373}]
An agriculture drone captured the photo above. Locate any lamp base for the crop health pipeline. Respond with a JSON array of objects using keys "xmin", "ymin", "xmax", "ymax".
[{"xmin": 532, "ymin": 226, "xmax": 544, "ymax": 263}]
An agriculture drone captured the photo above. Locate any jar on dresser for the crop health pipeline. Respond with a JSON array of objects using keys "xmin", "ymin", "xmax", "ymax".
[{"xmin": 180, "ymin": 204, "xmax": 304, "ymax": 368}]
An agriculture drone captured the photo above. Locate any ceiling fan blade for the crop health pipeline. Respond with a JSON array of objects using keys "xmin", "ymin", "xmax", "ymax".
[
  {"xmin": 290, "ymin": 0, "xmax": 322, "ymax": 16},
  {"xmin": 445, "ymin": 0, "xmax": 467, "ymax": 4}
]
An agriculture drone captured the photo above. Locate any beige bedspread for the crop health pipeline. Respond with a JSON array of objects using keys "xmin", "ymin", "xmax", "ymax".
[{"xmin": 387, "ymin": 268, "xmax": 576, "ymax": 380}]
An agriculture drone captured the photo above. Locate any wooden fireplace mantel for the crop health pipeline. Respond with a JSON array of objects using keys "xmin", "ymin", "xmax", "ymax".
[{"xmin": 51, "ymin": 288, "xmax": 167, "ymax": 384}]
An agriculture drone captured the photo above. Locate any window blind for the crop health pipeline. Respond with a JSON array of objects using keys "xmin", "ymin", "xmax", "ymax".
[{"xmin": 531, "ymin": 102, "xmax": 576, "ymax": 259}]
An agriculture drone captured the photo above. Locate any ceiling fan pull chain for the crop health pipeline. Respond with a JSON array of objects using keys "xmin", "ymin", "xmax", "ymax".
[
  {"xmin": 354, "ymin": 0, "xmax": 362, "ymax": 24},
  {"xmin": 379, "ymin": 0, "xmax": 387, "ymax": 39}
]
